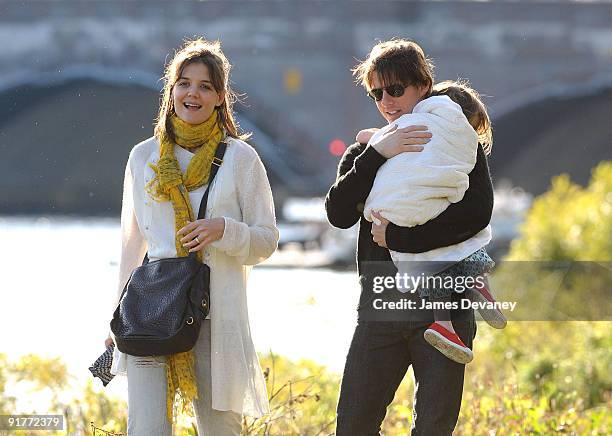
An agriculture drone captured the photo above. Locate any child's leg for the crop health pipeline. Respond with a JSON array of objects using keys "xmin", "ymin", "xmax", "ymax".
[
  {"xmin": 430, "ymin": 294, "xmax": 454, "ymax": 332},
  {"xmin": 466, "ymin": 275, "xmax": 507, "ymax": 329}
]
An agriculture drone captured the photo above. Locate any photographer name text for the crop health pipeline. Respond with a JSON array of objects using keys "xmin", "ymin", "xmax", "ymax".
[{"xmin": 373, "ymin": 298, "xmax": 517, "ymax": 312}]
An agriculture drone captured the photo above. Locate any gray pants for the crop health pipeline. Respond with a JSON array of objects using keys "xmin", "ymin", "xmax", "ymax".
[{"xmin": 126, "ymin": 320, "xmax": 242, "ymax": 436}]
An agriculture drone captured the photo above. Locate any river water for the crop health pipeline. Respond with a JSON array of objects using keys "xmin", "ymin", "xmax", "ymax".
[{"xmin": 0, "ymin": 216, "xmax": 359, "ymax": 401}]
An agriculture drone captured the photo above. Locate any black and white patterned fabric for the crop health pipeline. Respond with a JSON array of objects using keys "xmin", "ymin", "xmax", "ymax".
[
  {"xmin": 417, "ymin": 247, "xmax": 495, "ymax": 299},
  {"xmin": 89, "ymin": 344, "xmax": 115, "ymax": 387}
]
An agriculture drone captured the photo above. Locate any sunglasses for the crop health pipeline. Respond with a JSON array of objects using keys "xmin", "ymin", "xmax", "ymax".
[{"xmin": 367, "ymin": 84, "xmax": 408, "ymax": 101}]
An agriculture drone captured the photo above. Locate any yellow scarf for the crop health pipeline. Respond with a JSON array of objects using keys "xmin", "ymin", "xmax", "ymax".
[{"xmin": 145, "ymin": 111, "xmax": 223, "ymax": 422}]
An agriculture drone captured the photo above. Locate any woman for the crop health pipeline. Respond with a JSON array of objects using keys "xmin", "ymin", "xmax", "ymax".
[
  {"xmin": 105, "ymin": 38, "xmax": 278, "ymax": 435},
  {"xmin": 326, "ymin": 39, "xmax": 494, "ymax": 434}
]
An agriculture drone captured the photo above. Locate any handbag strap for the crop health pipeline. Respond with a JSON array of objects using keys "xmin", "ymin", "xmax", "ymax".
[
  {"xmin": 196, "ymin": 140, "xmax": 227, "ymax": 221},
  {"xmin": 143, "ymin": 140, "xmax": 227, "ymax": 264}
]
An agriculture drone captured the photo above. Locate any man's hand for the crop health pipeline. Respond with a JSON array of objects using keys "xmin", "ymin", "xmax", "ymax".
[
  {"xmin": 370, "ymin": 125, "xmax": 431, "ymax": 159},
  {"xmin": 371, "ymin": 211, "xmax": 390, "ymax": 248}
]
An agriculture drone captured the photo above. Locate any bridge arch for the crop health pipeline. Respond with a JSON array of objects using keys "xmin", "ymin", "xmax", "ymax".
[
  {"xmin": 490, "ymin": 73, "xmax": 612, "ymax": 195},
  {"xmin": 0, "ymin": 66, "xmax": 310, "ymax": 215}
]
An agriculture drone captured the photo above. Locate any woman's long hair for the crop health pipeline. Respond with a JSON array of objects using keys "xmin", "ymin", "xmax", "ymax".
[{"xmin": 154, "ymin": 37, "xmax": 250, "ymax": 143}]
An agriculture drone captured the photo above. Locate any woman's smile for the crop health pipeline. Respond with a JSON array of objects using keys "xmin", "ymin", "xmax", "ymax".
[{"xmin": 183, "ymin": 102, "xmax": 202, "ymax": 111}]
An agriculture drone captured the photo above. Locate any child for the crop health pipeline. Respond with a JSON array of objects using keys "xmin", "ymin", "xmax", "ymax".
[{"xmin": 360, "ymin": 80, "xmax": 506, "ymax": 364}]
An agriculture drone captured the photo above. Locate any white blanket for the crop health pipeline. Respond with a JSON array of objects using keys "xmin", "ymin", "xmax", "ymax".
[
  {"xmin": 363, "ymin": 96, "xmax": 489, "ymax": 286},
  {"xmin": 363, "ymin": 95, "xmax": 478, "ymax": 227}
]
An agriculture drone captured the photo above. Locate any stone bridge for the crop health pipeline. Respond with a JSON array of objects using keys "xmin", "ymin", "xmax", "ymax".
[{"xmin": 1, "ymin": 1, "xmax": 611, "ymax": 214}]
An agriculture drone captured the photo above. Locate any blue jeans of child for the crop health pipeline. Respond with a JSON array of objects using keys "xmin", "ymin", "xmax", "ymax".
[{"xmin": 336, "ymin": 310, "xmax": 476, "ymax": 435}]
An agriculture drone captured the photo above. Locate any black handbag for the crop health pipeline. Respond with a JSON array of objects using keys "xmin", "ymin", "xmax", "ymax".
[{"xmin": 110, "ymin": 142, "xmax": 226, "ymax": 357}]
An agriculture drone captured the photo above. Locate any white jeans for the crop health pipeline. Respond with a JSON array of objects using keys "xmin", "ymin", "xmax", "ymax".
[{"xmin": 126, "ymin": 320, "xmax": 242, "ymax": 436}]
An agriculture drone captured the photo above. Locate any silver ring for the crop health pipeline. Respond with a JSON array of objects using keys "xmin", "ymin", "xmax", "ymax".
[{"xmin": 195, "ymin": 236, "xmax": 201, "ymax": 244}]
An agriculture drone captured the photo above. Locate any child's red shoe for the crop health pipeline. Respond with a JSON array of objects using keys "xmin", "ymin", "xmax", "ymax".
[{"xmin": 424, "ymin": 322, "xmax": 474, "ymax": 364}]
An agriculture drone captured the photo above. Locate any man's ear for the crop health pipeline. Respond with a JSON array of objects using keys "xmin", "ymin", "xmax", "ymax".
[{"xmin": 418, "ymin": 85, "xmax": 429, "ymax": 100}]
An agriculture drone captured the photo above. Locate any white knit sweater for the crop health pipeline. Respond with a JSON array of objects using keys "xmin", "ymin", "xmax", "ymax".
[
  {"xmin": 110, "ymin": 136, "xmax": 279, "ymax": 417},
  {"xmin": 363, "ymin": 95, "xmax": 491, "ymax": 273}
]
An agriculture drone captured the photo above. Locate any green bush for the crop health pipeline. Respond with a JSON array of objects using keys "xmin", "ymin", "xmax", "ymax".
[
  {"xmin": 508, "ymin": 161, "xmax": 611, "ymax": 262},
  {"xmin": 1, "ymin": 163, "xmax": 610, "ymax": 434}
]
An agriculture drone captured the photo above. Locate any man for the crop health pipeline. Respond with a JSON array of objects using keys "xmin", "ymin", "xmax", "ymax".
[{"xmin": 326, "ymin": 39, "xmax": 493, "ymax": 435}]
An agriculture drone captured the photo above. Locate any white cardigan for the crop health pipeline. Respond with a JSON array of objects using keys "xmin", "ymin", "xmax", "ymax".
[
  {"xmin": 363, "ymin": 95, "xmax": 491, "ymax": 272},
  {"xmin": 110, "ymin": 136, "xmax": 279, "ymax": 418}
]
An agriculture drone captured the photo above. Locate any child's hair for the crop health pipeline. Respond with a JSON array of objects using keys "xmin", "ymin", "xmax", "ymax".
[{"xmin": 431, "ymin": 80, "xmax": 492, "ymax": 154}]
